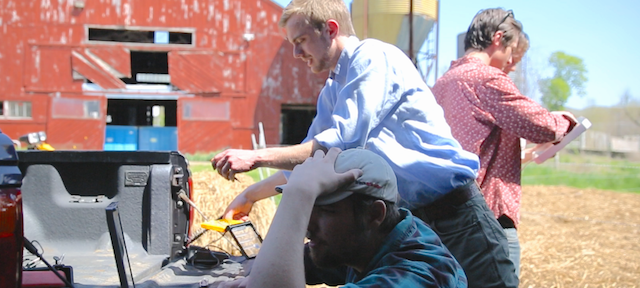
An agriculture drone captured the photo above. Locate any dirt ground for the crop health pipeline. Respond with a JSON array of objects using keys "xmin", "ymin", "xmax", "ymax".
[
  {"xmin": 519, "ymin": 185, "xmax": 640, "ymax": 287},
  {"xmin": 192, "ymin": 170, "xmax": 640, "ymax": 287}
]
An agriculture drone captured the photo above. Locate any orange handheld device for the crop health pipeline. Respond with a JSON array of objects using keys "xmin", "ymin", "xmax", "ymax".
[{"xmin": 200, "ymin": 219, "xmax": 245, "ymax": 233}]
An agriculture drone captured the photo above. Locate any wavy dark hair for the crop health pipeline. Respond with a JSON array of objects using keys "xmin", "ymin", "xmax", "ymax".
[{"xmin": 464, "ymin": 8, "xmax": 522, "ymax": 51}]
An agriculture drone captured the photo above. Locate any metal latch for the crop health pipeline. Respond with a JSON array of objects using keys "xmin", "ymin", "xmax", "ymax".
[{"xmin": 172, "ymin": 165, "xmax": 184, "ymax": 187}]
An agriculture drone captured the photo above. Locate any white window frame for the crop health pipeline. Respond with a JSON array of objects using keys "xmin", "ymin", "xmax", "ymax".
[{"xmin": 0, "ymin": 101, "xmax": 32, "ymax": 119}]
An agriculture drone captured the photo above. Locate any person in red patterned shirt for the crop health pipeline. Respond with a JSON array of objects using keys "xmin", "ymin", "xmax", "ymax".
[{"xmin": 432, "ymin": 8, "xmax": 577, "ymax": 280}]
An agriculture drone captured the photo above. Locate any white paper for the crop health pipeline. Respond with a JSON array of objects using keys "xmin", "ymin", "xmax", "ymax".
[{"xmin": 533, "ymin": 116, "xmax": 592, "ymax": 164}]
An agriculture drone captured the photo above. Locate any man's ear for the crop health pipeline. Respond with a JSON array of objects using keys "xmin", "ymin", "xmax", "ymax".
[
  {"xmin": 368, "ymin": 200, "xmax": 387, "ymax": 228},
  {"xmin": 491, "ymin": 30, "xmax": 504, "ymax": 47},
  {"xmin": 326, "ymin": 19, "xmax": 340, "ymax": 39}
]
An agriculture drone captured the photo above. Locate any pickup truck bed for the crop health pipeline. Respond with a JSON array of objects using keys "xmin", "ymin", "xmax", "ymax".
[{"xmin": 18, "ymin": 151, "xmax": 246, "ymax": 287}]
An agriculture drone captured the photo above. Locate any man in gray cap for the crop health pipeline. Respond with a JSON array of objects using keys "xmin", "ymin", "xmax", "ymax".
[{"xmin": 219, "ymin": 148, "xmax": 467, "ymax": 288}]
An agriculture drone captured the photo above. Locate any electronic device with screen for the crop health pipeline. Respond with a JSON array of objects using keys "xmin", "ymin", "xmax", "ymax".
[
  {"xmin": 106, "ymin": 201, "xmax": 136, "ymax": 288},
  {"xmin": 201, "ymin": 219, "xmax": 263, "ymax": 259}
]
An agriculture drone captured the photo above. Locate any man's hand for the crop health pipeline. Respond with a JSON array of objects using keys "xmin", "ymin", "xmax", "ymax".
[
  {"xmin": 283, "ymin": 148, "xmax": 362, "ymax": 200},
  {"xmin": 222, "ymin": 192, "xmax": 253, "ymax": 221},
  {"xmin": 521, "ymin": 142, "xmax": 554, "ymax": 164},
  {"xmin": 219, "ymin": 172, "xmax": 286, "ymax": 220},
  {"xmin": 551, "ymin": 111, "xmax": 578, "ymax": 130},
  {"xmin": 212, "ymin": 149, "xmax": 261, "ymax": 181}
]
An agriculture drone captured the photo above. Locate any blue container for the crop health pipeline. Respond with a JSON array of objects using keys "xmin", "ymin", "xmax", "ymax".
[
  {"xmin": 138, "ymin": 127, "xmax": 177, "ymax": 151},
  {"xmin": 104, "ymin": 126, "xmax": 138, "ymax": 151}
]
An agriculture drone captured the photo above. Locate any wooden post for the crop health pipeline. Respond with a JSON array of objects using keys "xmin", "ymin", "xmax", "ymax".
[
  {"xmin": 409, "ymin": 0, "xmax": 414, "ymax": 65},
  {"xmin": 435, "ymin": 0, "xmax": 440, "ymax": 79}
]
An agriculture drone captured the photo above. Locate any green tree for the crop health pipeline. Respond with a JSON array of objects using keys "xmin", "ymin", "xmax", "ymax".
[{"xmin": 539, "ymin": 51, "xmax": 588, "ymax": 111}]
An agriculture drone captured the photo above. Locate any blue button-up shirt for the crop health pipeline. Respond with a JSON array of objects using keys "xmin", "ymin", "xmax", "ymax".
[
  {"xmin": 305, "ymin": 209, "xmax": 468, "ymax": 287},
  {"xmin": 303, "ymin": 37, "xmax": 479, "ymax": 209}
]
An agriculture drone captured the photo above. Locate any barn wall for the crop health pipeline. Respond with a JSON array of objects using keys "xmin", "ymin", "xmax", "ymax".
[{"xmin": 0, "ymin": 0, "xmax": 325, "ymax": 152}]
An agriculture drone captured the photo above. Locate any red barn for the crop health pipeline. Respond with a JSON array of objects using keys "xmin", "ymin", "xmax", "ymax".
[{"xmin": 0, "ymin": 0, "xmax": 325, "ymax": 153}]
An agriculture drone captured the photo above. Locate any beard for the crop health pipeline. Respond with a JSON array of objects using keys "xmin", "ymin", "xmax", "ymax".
[
  {"xmin": 309, "ymin": 34, "xmax": 333, "ymax": 73},
  {"xmin": 310, "ymin": 52, "xmax": 331, "ymax": 73},
  {"xmin": 309, "ymin": 242, "xmax": 346, "ymax": 269},
  {"xmin": 309, "ymin": 242, "xmax": 355, "ymax": 269},
  {"xmin": 308, "ymin": 228, "xmax": 370, "ymax": 269}
]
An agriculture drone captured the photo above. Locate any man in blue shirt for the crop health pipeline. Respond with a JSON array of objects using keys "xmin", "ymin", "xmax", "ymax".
[
  {"xmin": 213, "ymin": 0, "xmax": 517, "ymax": 286},
  {"xmin": 219, "ymin": 148, "xmax": 467, "ymax": 288}
]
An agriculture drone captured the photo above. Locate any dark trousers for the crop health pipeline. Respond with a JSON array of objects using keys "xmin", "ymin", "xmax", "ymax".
[{"xmin": 412, "ymin": 185, "xmax": 518, "ymax": 288}]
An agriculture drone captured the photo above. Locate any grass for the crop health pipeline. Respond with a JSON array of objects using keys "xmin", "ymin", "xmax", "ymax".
[
  {"xmin": 184, "ymin": 151, "xmax": 220, "ymax": 162},
  {"xmin": 522, "ymin": 152, "xmax": 640, "ymax": 193},
  {"xmin": 187, "ymin": 151, "xmax": 640, "ymax": 204}
]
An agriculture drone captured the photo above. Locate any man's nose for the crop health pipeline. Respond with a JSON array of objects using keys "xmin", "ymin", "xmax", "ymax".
[{"xmin": 293, "ymin": 44, "xmax": 304, "ymax": 59}]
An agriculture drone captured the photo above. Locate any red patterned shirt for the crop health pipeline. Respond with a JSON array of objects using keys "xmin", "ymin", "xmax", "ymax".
[{"xmin": 432, "ymin": 56, "xmax": 571, "ymax": 227}]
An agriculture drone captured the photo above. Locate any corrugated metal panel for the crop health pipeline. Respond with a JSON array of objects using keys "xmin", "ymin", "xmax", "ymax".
[
  {"xmin": 24, "ymin": 46, "xmax": 82, "ymax": 93},
  {"xmin": 45, "ymin": 95, "xmax": 107, "ymax": 150},
  {"xmin": 178, "ymin": 120, "xmax": 232, "ymax": 153},
  {"xmin": 351, "ymin": 0, "xmax": 437, "ymax": 59},
  {"xmin": 47, "ymin": 118, "xmax": 106, "ymax": 150},
  {"xmin": 168, "ymin": 51, "xmax": 245, "ymax": 94},
  {"xmin": 87, "ymin": 47, "xmax": 132, "ymax": 78},
  {"xmin": 71, "ymin": 49, "xmax": 127, "ymax": 89},
  {"xmin": 178, "ymin": 97, "xmax": 235, "ymax": 152},
  {"xmin": 353, "ymin": 0, "xmax": 437, "ymax": 17},
  {"xmin": 168, "ymin": 52, "xmax": 221, "ymax": 94},
  {"xmin": 253, "ymin": 41, "xmax": 326, "ymax": 146}
]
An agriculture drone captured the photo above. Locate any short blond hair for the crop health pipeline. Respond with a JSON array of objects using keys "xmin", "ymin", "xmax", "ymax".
[
  {"xmin": 515, "ymin": 32, "xmax": 529, "ymax": 56},
  {"xmin": 279, "ymin": 0, "xmax": 356, "ymax": 36}
]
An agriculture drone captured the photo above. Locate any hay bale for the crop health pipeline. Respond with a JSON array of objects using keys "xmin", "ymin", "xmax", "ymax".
[{"xmin": 188, "ymin": 171, "xmax": 276, "ymax": 256}]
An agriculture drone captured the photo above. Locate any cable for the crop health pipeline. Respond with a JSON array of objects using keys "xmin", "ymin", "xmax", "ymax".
[
  {"xmin": 203, "ymin": 231, "xmax": 236, "ymax": 256},
  {"xmin": 177, "ymin": 189, "xmax": 209, "ymax": 221},
  {"xmin": 23, "ymin": 237, "xmax": 75, "ymax": 288},
  {"xmin": 186, "ymin": 228, "xmax": 209, "ymax": 246}
]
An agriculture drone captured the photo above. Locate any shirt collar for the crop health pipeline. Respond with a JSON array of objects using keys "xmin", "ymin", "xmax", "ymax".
[
  {"xmin": 329, "ymin": 36, "xmax": 360, "ymax": 83},
  {"xmin": 450, "ymin": 54, "xmax": 483, "ymax": 69}
]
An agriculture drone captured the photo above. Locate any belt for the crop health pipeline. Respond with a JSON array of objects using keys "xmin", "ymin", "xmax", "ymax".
[
  {"xmin": 498, "ymin": 215, "xmax": 515, "ymax": 229},
  {"xmin": 411, "ymin": 181, "xmax": 480, "ymax": 221}
]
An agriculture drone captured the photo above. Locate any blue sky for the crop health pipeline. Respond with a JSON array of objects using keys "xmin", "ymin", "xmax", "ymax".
[{"xmin": 271, "ymin": 0, "xmax": 640, "ymax": 110}]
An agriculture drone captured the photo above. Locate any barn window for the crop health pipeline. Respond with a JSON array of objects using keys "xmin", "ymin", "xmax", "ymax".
[
  {"xmin": 88, "ymin": 28, "xmax": 193, "ymax": 45},
  {"xmin": 52, "ymin": 98, "xmax": 100, "ymax": 119},
  {"xmin": 121, "ymin": 51, "xmax": 170, "ymax": 85},
  {"xmin": 280, "ymin": 104, "xmax": 316, "ymax": 145},
  {"xmin": 182, "ymin": 101, "xmax": 230, "ymax": 121},
  {"xmin": 0, "ymin": 101, "xmax": 32, "ymax": 118}
]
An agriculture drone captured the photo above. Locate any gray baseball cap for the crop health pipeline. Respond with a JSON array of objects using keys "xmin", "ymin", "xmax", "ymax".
[{"xmin": 276, "ymin": 149, "xmax": 398, "ymax": 205}]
